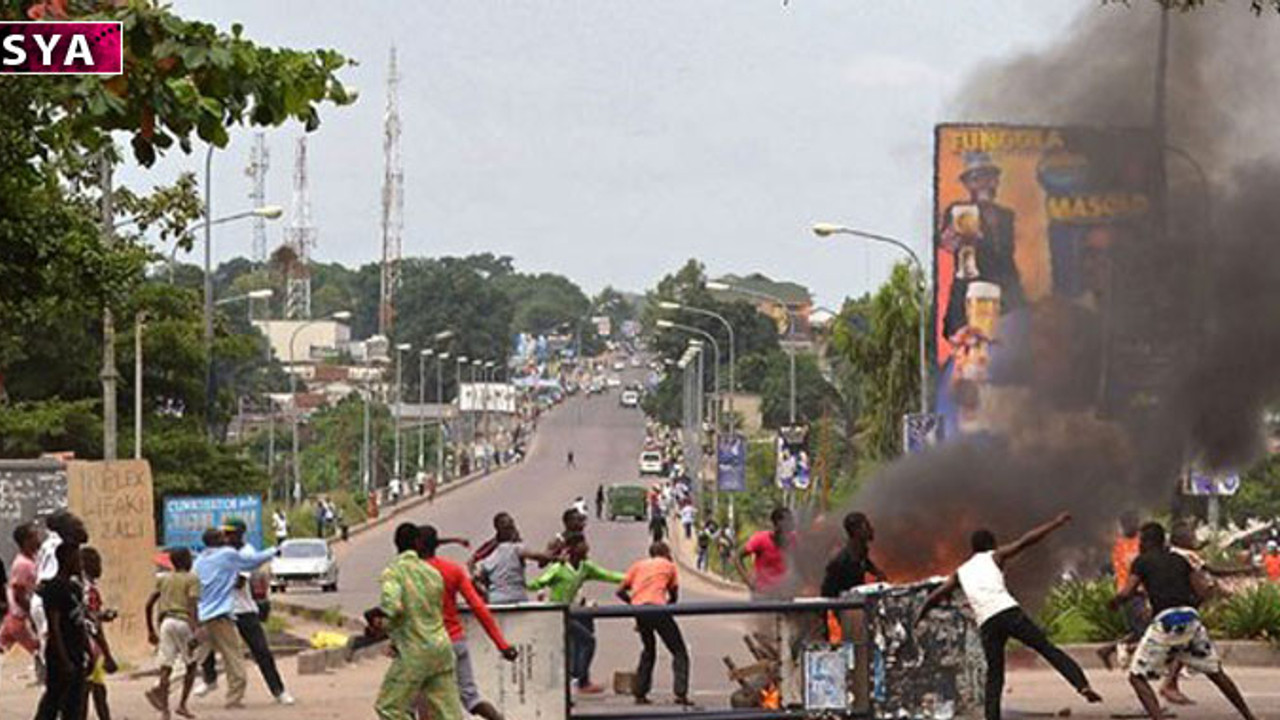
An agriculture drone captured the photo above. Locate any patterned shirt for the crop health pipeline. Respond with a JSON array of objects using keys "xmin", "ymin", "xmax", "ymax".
[{"xmin": 379, "ymin": 550, "xmax": 454, "ymax": 669}]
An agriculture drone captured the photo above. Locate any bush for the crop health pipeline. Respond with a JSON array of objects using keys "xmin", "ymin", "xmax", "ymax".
[
  {"xmin": 1203, "ymin": 582, "xmax": 1280, "ymax": 642},
  {"xmin": 1039, "ymin": 578, "xmax": 1128, "ymax": 644}
]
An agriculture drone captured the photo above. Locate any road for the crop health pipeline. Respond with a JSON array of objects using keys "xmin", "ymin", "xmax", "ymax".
[{"xmin": 287, "ymin": 384, "xmax": 750, "ymax": 706}]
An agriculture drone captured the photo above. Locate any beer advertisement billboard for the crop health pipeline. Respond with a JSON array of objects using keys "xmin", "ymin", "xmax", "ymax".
[{"xmin": 932, "ymin": 124, "xmax": 1160, "ymax": 437}]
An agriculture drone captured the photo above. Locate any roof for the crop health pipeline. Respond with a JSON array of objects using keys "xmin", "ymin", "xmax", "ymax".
[{"xmin": 712, "ymin": 273, "xmax": 812, "ymax": 305}]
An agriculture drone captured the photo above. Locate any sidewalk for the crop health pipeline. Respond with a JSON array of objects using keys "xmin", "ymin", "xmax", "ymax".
[{"xmin": 667, "ymin": 515, "xmax": 748, "ymax": 595}]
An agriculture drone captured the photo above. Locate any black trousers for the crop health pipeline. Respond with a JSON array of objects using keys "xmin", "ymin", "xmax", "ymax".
[
  {"xmin": 35, "ymin": 659, "xmax": 86, "ymax": 720},
  {"xmin": 202, "ymin": 611, "xmax": 286, "ymax": 697},
  {"xmin": 633, "ymin": 614, "xmax": 690, "ymax": 700},
  {"xmin": 981, "ymin": 608, "xmax": 1088, "ymax": 720}
]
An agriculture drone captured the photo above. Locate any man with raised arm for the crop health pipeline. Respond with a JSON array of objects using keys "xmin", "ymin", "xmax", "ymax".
[{"xmin": 916, "ymin": 513, "xmax": 1102, "ymax": 720}]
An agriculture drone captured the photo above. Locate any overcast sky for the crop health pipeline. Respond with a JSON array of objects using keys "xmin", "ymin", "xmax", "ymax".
[{"xmin": 124, "ymin": 1, "xmax": 1088, "ymax": 307}]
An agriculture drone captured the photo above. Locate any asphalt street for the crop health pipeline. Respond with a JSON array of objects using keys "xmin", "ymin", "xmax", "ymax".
[{"xmin": 287, "ymin": 384, "xmax": 750, "ymax": 704}]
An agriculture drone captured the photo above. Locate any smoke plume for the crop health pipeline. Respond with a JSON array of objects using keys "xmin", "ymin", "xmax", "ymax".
[{"xmin": 821, "ymin": 3, "xmax": 1280, "ymax": 599}]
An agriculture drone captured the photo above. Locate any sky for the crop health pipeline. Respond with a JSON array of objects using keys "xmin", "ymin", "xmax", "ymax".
[{"xmin": 124, "ymin": 1, "xmax": 1090, "ymax": 308}]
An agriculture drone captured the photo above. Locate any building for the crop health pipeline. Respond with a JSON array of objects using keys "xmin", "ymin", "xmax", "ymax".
[
  {"xmin": 710, "ymin": 273, "xmax": 814, "ymax": 339},
  {"xmin": 253, "ymin": 319, "xmax": 352, "ymax": 365}
]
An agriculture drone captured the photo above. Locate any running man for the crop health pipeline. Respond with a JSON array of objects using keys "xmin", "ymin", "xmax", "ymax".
[
  {"xmin": 416, "ymin": 525, "xmax": 518, "ymax": 720},
  {"xmin": 917, "ymin": 513, "xmax": 1102, "ymax": 720},
  {"xmin": 1113, "ymin": 521, "xmax": 1258, "ymax": 720},
  {"xmin": 375, "ymin": 524, "xmax": 460, "ymax": 720},
  {"xmin": 145, "ymin": 548, "xmax": 201, "ymax": 720},
  {"xmin": 618, "ymin": 542, "xmax": 690, "ymax": 707}
]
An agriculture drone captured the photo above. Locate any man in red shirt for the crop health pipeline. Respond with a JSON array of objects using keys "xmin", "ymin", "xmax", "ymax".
[
  {"xmin": 734, "ymin": 507, "xmax": 796, "ymax": 599},
  {"xmin": 416, "ymin": 525, "xmax": 518, "ymax": 720},
  {"xmin": 618, "ymin": 542, "xmax": 689, "ymax": 707}
]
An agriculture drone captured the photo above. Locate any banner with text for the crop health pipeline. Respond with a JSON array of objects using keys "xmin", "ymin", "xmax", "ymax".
[{"xmin": 164, "ymin": 495, "xmax": 264, "ymax": 551}]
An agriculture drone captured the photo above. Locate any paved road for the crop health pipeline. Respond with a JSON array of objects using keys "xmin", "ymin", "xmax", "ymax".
[{"xmin": 287, "ymin": 385, "xmax": 749, "ymax": 704}]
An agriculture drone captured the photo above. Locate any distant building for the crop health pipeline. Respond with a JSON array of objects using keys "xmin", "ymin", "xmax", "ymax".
[
  {"xmin": 254, "ymin": 320, "xmax": 351, "ymax": 365},
  {"xmin": 710, "ymin": 273, "xmax": 813, "ymax": 339}
]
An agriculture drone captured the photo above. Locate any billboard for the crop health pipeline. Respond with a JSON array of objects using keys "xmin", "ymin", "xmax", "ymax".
[
  {"xmin": 164, "ymin": 495, "xmax": 264, "ymax": 550},
  {"xmin": 459, "ymin": 382, "xmax": 519, "ymax": 414},
  {"xmin": 775, "ymin": 425, "xmax": 810, "ymax": 491},
  {"xmin": 933, "ymin": 124, "xmax": 1161, "ymax": 437},
  {"xmin": 716, "ymin": 434, "xmax": 747, "ymax": 492}
]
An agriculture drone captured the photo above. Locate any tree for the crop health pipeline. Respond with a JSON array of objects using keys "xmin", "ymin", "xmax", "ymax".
[
  {"xmin": 758, "ymin": 351, "xmax": 841, "ymax": 429},
  {"xmin": 828, "ymin": 263, "xmax": 924, "ymax": 459},
  {"xmin": 1107, "ymin": 0, "xmax": 1280, "ymax": 13}
]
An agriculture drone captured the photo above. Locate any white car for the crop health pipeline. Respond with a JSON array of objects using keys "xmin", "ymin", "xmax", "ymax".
[
  {"xmin": 612, "ymin": 360, "xmax": 626, "ymax": 371},
  {"xmin": 271, "ymin": 539, "xmax": 339, "ymax": 593},
  {"xmin": 620, "ymin": 390, "xmax": 639, "ymax": 407},
  {"xmin": 606, "ymin": 376, "xmax": 622, "ymax": 388},
  {"xmin": 638, "ymin": 450, "xmax": 664, "ymax": 475}
]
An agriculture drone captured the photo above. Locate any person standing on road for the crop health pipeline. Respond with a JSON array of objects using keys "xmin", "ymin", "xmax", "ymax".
[
  {"xmin": 696, "ymin": 521, "xmax": 716, "ymax": 572},
  {"xmin": 566, "ymin": 449, "xmax": 575, "ymax": 469},
  {"xmin": 34, "ymin": 542, "xmax": 88, "ymax": 720},
  {"xmin": 917, "ymin": 513, "xmax": 1102, "ymax": 720},
  {"xmin": 734, "ymin": 507, "xmax": 796, "ymax": 599},
  {"xmin": 416, "ymin": 525, "xmax": 519, "ymax": 720},
  {"xmin": 473, "ymin": 514, "xmax": 553, "ymax": 605},
  {"xmin": 1113, "ymin": 522, "xmax": 1258, "ymax": 720},
  {"xmin": 527, "ymin": 532, "xmax": 623, "ymax": 695},
  {"xmin": 679, "ymin": 503, "xmax": 696, "ymax": 541},
  {"xmin": 375, "ymin": 523, "xmax": 460, "ymax": 720},
  {"xmin": 272, "ymin": 510, "xmax": 289, "ymax": 545},
  {"xmin": 314, "ymin": 500, "xmax": 327, "ymax": 539},
  {"xmin": 145, "ymin": 547, "xmax": 201, "ymax": 720},
  {"xmin": 618, "ymin": 542, "xmax": 691, "ymax": 707},
  {"xmin": 197, "ymin": 519, "xmax": 295, "ymax": 705},
  {"xmin": 2, "ymin": 522, "xmax": 43, "ymax": 677},
  {"xmin": 192, "ymin": 527, "xmax": 279, "ymax": 710},
  {"xmin": 821, "ymin": 512, "xmax": 887, "ymax": 598},
  {"xmin": 1265, "ymin": 541, "xmax": 1280, "ymax": 580},
  {"xmin": 594, "ymin": 485, "xmax": 605, "ymax": 519}
]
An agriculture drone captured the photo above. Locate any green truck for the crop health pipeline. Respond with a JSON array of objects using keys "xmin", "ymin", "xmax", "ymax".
[{"xmin": 605, "ymin": 483, "xmax": 648, "ymax": 521}]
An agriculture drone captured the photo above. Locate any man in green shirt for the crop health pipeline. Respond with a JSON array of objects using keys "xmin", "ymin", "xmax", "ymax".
[
  {"xmin": 528, "ymin": 531, "xmax": 622, "ymax": 694},
  {"xmin": 375, "ymin": 523, "xmax": 461, "ymax": 720}
]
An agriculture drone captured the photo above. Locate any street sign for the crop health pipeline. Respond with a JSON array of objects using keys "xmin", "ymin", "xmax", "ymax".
[
  {"xmin": 776, "ymin": 425, "xmax": 810, "ymax": 490},
  {"xmin": 1182, "ymin": 469, "xmax": 1241, "ymax": 497},
  {"xmin": 163, "ymin": 494, "xmax": 264, "ymax": 549},
  {"xmin": 902, "ymin": 413, "xmax": 944, "ymax": 454},
  {"xmin": 717, "ymin": 434, "xmax": 747, "ymax": 492}
]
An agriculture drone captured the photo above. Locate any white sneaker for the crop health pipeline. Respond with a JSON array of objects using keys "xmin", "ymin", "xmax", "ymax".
[
  {"xmin": 193, "ymin": 680, "xmax": 217, "ymax": 697},
  {"xmin": 275, "ymin": 692, "xmax": 296, "ymax": 706}
]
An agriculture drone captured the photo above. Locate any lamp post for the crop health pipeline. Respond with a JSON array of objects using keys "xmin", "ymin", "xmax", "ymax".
[
  {"xmin": 418, "ymin": 348, "xmax": 434, "ymax": 480},
  {"xmin": 657, "ymin": 319, "xmax": 721, "ymax": 433},
  {"xmin": 134, "ymin": 311, "xmax": 146, "ymax": 459},
  {"xmin": 215, "ymin": 288, "xmax": 275, "ymax": 322},
  {"xmin": 483, "ymin": 360, "xmax": 496, "ymax": 466},
  {"xmin": 812, "ymin": 222, "xmax": 928, "ymax": 414},
  {"xmin": 393, "ymin": 342, "xmax": 412, "ymax": 488},
  {"xmin": 471, "ymin": 358, "xmax": 482, "ymax": 451},
  {"xmin": 289, "ymin": 310, "xmax": 352, "ymax": 506},
  {"xmin": 455, "ymin": 355, "xmax": 468, "ymax": 476},
  {"xmin": 658, "ymin": 301, "xmax": 736, "ymax": 428},
  {"xmin": 708, "ymin": 280, "xmax": 799, "ymax": 423},
  {"xmin": 436, "ymin": 351, "xmax": 450, "ymax": 484},
  {"xmin": 167, "ymin": 206, "xmax": 284, "ymax": 284}
]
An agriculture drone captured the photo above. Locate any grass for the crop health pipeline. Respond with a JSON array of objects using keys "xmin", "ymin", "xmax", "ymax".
[
  {"xmin": 265, "ymin": 614, "xmax": 291, "ymax": 636},
  {"xmin": 321, "ymin": 605, "xmax": 347, "ymax": 628}
]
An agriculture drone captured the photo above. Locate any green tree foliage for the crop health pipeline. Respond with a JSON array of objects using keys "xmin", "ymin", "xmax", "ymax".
[
  {"xmin": 1223, "ymin": 453, "xmax": 1280, "ymax": 523},
  {"xmin": 758, "ymin": 351, "xmax": 841, "ymax": 429},
  {"xmin": 828, "ymin": 263, "xmax": 923, "ymax": 459}
]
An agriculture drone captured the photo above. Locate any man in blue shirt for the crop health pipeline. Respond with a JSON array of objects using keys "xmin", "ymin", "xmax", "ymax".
[{"xmin": 193, "ymin": 528, "xmax": 278, "ymax": 709}]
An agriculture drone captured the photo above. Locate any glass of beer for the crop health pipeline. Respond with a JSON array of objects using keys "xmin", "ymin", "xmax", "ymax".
[
  {"xmin": 965, "ymin": 281, "xmax": 1001, "ymax": 339},
  {"xmin": 950, "ymin": 203, "xmax": 981, "ymax": 239}
]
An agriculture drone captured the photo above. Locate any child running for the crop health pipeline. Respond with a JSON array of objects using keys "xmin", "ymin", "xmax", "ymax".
[{"xmin": 145, "ymin": 548, "xmax": 201, "ymax": 719}]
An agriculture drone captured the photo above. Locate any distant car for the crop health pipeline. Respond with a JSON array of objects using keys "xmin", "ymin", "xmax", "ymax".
[
  {"xmin": 271, "ymin": 539, "xmax": 339, "ymax": 593},
  {"xmin": 612, "ymin": 360, "xmax": 626, "ymax": 371},
  {"xmin": 630, "ymin": 357, "xmax": 642, "ymax": 368},
  {"xmin": 606, "ymin": 484, "xmax": 648, "ymax": 521},
  {"xmin": 606, "ymin": 376, "xmax": 622, "ymax": 388},
  {"xmin": 620, "ymin": 390, "xmax": 639, "ymax": 407},
  {"xmin": 638, "ymin": 450, "xmax": 664, "ymax": 476}
]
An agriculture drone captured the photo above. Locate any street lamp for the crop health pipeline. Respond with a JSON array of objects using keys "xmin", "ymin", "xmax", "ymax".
[
  {"xmin": 812, "ymin": 222, "xmax": 928, "ymax": 414},
  {"xmin": 435, "ymin": 351, "xmax": 450, "ymax": 485},
  {"xmin": 214, "ymin": 288, "xmax": 275, "ymax": 322},
  {"xmin": 658, "ymin": 300, "xmax": 737, "ymax": 428},
  {"xmin": 289, "ymin": 310, "xmax": 352, "ymax": 506},
  {"xmin": 418, "ymin": 348, "xmax": 434, "ymax": 480},
  {"xmin": 657, "ymin": 319, "xmax": 722, "ymax": 432},
  {"xmin": 393, "ymin": 342, "xmax": 412, "ymax": 489},
  {"xmin": 708, "ymin": 280, "xmax": 800, "ymax": 424}
]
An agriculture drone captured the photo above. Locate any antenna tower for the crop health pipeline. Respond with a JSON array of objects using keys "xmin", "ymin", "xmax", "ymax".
[
  {"xmin": 285, "ymin": 136, "xmax": 316, "ymax": 319},
  {"xmin": 379, "ymin": 46, "xmax": 404, "ymax": 336},
  {"xmin": 246, "ymin": 132, "xmax": 270, "ymax": 264}
]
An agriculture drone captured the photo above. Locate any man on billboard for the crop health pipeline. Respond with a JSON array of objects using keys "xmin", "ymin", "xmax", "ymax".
[{"xmin": 940, "ymin": 151, "xmax": 1026, "ymax": 343}]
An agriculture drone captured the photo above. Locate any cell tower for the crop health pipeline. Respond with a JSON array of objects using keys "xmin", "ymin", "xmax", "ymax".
[
  {"xmin": 284, "ymin": 136, "xmax": 316, "ymax": 319},
  {"xmin": 246, "ymin": 132, "xmax": 270, "ymax": 264},
  {"xmin": 378, "ymin": 46, "xmax": 404, "ymax": 336}
]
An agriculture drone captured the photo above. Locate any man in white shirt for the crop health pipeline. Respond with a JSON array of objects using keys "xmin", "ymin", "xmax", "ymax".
[
  {"xmin": 272, "ymin": 511, "xmax": 289, "ymax": 545},
  {"xmin": 918, "ymin": 513, "xmax": 1101, "ymax": 720}
]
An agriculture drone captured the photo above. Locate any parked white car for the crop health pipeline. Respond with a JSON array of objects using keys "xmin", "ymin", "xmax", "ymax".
[
  {"xmin": 620, "ymin": 390, "xmax": 640, "ymax": 408},
  {"xmin": 271, "ymin": 539, "xmax": 339, "ymax": 593}
]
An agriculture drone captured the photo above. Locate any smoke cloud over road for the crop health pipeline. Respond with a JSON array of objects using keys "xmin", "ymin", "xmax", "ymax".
[{"xmin": 824, "ymin": 3, "xmax": 1280, "ymax": 597}]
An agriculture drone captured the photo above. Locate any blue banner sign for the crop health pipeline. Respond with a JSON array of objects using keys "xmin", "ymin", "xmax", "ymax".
[
  {"xmin": 717, "ymin": 434, "xmax": 747, "ymax": 492},
  {"xmin": 163, "ymin": 495, "xmax": 264, "ymax": 550}
]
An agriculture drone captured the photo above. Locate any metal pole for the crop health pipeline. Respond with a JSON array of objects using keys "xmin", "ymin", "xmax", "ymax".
[
  {"xmin": 418, "ymin": 353, "xmax": 427, "ymax": 474},
  {"xmin": 267, "ymin": 403, "xmax": 275, "ymax": 501},
  {"xmin": 436, "ymin": 356, "xmax": 445, "ymax": 483},
  {"xmin": 100, "ymin": 154, "xmax": 118, "ymax": 461},
  {"xmin": 394, "ymin": 348, "xmax": 404, "ymax": 483},
  {"xmin": 134, "ymin": 313, "xmax": 144, "ymax": 459},
  {"xmin": 203, "ymin": 144, "xmax": 216, "ymax": 437},
  {"xmin": 787, "ymin": 313, "xmax": 797, "ymax": 424},
  {"xmin": 361, "ymin": 383, "xmax": 371, "ymax": 493}
]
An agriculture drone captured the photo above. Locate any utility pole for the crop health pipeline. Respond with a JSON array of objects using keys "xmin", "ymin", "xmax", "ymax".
[
  {"xmin": 134, "ymin": 312, "xmax": 145, "ymax": 459},
  {"xmin": 100, "ymin": 153, "xmax": 119, "ymax": 461},
  {"xmin": 379, "ymin": 46, "xmax": 404, "ymax": 337}
]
